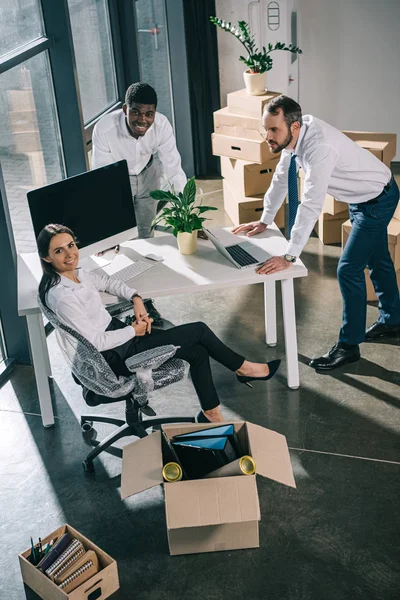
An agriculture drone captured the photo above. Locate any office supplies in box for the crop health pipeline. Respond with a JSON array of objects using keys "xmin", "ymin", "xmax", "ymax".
[
  {"xmin": 121, "ymin": 421, "xmax": 296, "ymax": 556},
  {"xmin": 19, "ymin": 524, "xmax": 119, "ymax": 600}
]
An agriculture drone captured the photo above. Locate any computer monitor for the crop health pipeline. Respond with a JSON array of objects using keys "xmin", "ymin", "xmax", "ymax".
[{"xmin": 27, "ymin": 160, "xmax": 137, "ymax": 258}]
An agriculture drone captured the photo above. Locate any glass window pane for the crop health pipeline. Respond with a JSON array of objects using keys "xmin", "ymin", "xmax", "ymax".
[
  {"xmin": 67, "ymin": 0, "xmax": 118, "ymax": 124},
  {"xmin": 135, "ymin": 0, "xmax": 174, "ymax": 126},
  {"xmin": 0, "ymin": 0, "xmax": 44, "ymax": 58},
  {"xmin": 0, "ymin": 52, "xmax": 64, "ymax": 253}
]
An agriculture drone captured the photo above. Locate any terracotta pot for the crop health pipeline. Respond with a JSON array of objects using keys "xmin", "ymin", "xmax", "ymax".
[
  {"xmin": 177, "ymin": 230, "xmax": 197, "ymax": 255},
  {"xmin": 243, "ymin": 70, "xmax": 267, "ymax": 96}
]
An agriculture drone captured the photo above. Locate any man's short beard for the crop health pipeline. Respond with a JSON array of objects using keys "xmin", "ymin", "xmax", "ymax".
[{"xmin": 271, "ymin": 129, "xmax": 293, "ymax": 153}]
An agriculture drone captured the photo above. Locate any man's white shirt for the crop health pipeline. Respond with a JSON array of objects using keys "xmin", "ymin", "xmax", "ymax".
[
  {"xmin": 261, "ymin": 115, "xmax": 392, "ymax": 257},
  {"xmin": 92, "ymin": 110, "xmax": 187, "ymax": 193},
  {"xmin": 46, "ymin": 270, "xmax": 137, "ymax": 352}
]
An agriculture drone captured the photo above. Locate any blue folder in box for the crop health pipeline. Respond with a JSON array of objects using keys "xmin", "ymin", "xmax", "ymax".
[
  {"xmin": 172, "ymin": 435, "xmax": 238, "ymax": 479},
  {"xmin": 173, "ymin": 425, "xmax": 235, "ymax": 440}
]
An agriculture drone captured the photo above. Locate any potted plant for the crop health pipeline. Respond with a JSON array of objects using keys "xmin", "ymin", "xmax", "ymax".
[
  {"xmin": 210, "ymin": 17, "xmax": 302, "ymax": 96},
  {"xmin": 150, "ymin": 177, "xmax": 217, "ymax": 255}
]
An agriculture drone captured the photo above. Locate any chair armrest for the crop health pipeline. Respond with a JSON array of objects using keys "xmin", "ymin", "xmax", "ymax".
[{"xmin": 125, "ymin": 345, "xmax": 179, "ymax": 373}]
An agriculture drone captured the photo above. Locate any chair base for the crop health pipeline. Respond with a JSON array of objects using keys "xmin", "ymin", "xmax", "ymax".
[{"xmin": 80, "ymin": 398, "xmax": 195, "ymax": 472}]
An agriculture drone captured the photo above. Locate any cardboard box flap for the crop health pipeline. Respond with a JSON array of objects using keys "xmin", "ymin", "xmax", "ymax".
[
  {"xmin": 121, "ymin": 430, "xmax": 162, "ymax": 499},
  {"xmin": 165, "ymin": 475, "xmax": 260, "ymax": 530},
  {"xmin": 247, "ymin": 422, "xmax": 296, "ymax": 488}
]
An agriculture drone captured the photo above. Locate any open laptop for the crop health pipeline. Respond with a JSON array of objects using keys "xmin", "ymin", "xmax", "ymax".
[{"xmin": 203, "ymin": 227, "xmax": 271, "ymax": 269}]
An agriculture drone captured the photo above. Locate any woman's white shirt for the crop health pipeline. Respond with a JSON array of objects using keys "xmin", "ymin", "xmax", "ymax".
[{"xmin": 46, "ymin": 269, "xmax": 137, "ymax": 352}]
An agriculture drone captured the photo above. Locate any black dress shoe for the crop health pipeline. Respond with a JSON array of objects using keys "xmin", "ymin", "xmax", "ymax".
[
  {"xmin": 364, "ymin": 321, "xmax": 400, "ymax": 341},
  {"xmin": 309, "ymin": 342, "xmax": 360, "ymax": 371},
  {"xmin": 143, "ymin": 298, "xmax": 163, "ymax": 327}
]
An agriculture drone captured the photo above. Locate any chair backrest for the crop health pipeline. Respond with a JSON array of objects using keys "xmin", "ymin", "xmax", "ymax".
[{"xmin": 38, "ymin": 297, "xmax": 140, "ymax": 400}]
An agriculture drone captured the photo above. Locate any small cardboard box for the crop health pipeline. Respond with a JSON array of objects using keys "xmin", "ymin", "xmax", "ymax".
[
  {"xmin": 220, "ymin": 155, "xmax": 280, "ymax": 197},
  {"xmin": 222, "ymin": 179, "xmax": 284, "ymax": 228},
  {"xmin": 121, "ymin": 422, "xmax": 296, "ymax": 556},
  {"xmin": 214, "ymin": 107, "xmax": 265, "ymax": 141},
  {"xmin": 212, "ymin": 133, "xmax": 274, "ymax": 164},
  {"xmin": 226, "ymin": 88, "xmax": 281, "ymax": 118},
  {"xmin": 19, "ymin": 524, "xmax": 119, "ymax": 600},
  {"xmin": 298, "ymin": 168, "xmax": 348, "ymax": 216},
  {"xmin": 342, "ymin": 131, "xmax": 397, "ymax": 167},
  {"xmin": 314, "ymin": 211, "xmax": 349, "ymax": 245}
]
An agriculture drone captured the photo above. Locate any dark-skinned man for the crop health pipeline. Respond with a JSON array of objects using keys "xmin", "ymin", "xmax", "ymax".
[
  {"xmin": 92, "ymin": 82, "xmax": 186, "ymax": 325},
  {"xmin": 233, "ymin": 95, "xmax": 400, "ymax": 371}
]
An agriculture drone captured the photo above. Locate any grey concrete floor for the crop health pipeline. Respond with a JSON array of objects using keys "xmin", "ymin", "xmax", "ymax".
[{"xmin": 1, "ymin": 180, "xmax": 399, "ymax": 600}]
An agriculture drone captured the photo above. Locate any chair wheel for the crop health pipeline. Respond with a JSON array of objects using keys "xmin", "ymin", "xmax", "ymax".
[
  {"xmin": 81, "ymin": 420, "xmax": 93, "ymax": 433},
  {"xmin": 82, "ymin": 459, "xmax": 94, "ymax": 472}
]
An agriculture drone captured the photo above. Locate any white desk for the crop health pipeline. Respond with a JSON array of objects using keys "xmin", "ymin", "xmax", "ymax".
[{"xmin": 18, "ymin": 225, "xmax": 307, "ymax": 427}]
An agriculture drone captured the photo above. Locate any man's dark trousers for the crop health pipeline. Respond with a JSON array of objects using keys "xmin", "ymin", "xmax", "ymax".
[{"xmin": 338, "ymin": 179, "xmax": 400, "ymax": 345}]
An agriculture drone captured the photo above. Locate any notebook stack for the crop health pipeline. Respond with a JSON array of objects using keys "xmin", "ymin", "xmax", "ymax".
[
  {"xmin": 19, "ymin": 524, "xmax": 119, "ymax": 599},
  {"xmin": 212, "ymin": 89, "xmax": 285, "ymax": 229}
]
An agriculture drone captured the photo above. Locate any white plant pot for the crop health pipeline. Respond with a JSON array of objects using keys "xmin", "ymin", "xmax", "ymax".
[
  {"xmin": 177, "ymin": 230, "xmax": 197, "ymax": 255},
  {"xmin": 243, "ymin": 70, "xmax": 267, "ymax": 96}
]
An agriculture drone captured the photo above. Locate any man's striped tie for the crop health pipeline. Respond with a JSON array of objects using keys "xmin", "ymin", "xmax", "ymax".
[{"xmin": 287, "ymin": 154, "xmax": 298, "ymax": 237}]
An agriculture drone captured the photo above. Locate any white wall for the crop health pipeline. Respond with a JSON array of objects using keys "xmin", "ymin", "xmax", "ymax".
[{"xmin": 215, "ymin": 0, "xmax": 400, "ymax": 160}]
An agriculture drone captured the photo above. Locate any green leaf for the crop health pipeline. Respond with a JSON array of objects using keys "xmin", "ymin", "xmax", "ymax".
[{"xmin": 149, "ymin": 190, "xmax": 176, "ymax": 201}]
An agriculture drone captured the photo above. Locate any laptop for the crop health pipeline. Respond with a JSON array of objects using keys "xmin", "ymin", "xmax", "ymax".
[{"xmin": 203, "ymin": 227, "xmax": 271, "ymax": 269}]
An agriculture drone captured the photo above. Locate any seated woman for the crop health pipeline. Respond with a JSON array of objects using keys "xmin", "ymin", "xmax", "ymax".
[{"xmin": 37, "ymin": 224, "xmax": 280, "ymax": 423}]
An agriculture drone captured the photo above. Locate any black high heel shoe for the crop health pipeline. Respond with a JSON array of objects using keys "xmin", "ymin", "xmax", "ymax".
[
  {"xmin": 236, "ymin": 359, "xmax": 281, "ymax": 388},
  {"xmin": 196, "ymin": 410, "xmax": 212, "ymax": 423}
]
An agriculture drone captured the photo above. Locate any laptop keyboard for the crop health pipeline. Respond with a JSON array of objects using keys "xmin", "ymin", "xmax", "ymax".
[{"xmin": 226, "ymin": 245, "xmax": 258, "ymax": 266}]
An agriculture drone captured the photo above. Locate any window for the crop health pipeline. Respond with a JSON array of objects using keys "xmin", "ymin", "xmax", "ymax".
[
  {"xmin": 0, "ymin": 52, "xmax": 64, "ymax": 253},
  {"xmin": 0, "ymin": 0, "xmax": 43, "ymax": 58},
  {"xmin": 67, "ymin": 0, "xmax": 118, "ymax": 124}
]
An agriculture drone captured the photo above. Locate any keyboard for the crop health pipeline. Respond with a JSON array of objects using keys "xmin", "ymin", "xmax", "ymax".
[
  {"xmin": 108, "ymin": 260, "xmax": 155, "ymax": 282},
  {"xmin": 226, "ymin": 244, "xmax": 258, "ymax": 266}
]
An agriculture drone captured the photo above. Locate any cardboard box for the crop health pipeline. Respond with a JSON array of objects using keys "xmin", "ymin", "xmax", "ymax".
[
  {"xmin": 314, "ymin": 211, "xmax": 349, "ymax": 244},
  {"xmin": 227, "ymin": 88, "xmax": 281, "ymax": 118},
  {"xmin": 212, "ymin": 133, "xmax": 275, "ymax": 164},
  {"xmin": 19, "ymin": 524, "xmax": 119, "ymax": 600},
  {"xmin": 214, "ymin": 107, "xmax": 265, "ymax": 141},
  {"xmin": 342, "ymin": 131, "xmax": 397, "ymax": 167},
  {"xmin": 298, "ymin": 168, "xmax": 348, "ymax": 216},
  {"xmin": 121, "ymin": 421, "xmax": 296, "ymax": 556},
  {"xmin": 220, "ymin": 156, "xmax": 280, "ymax": 197},
  {"xmin": 222, "ymin": 179, "xmax": 285, "ymax": 228}
]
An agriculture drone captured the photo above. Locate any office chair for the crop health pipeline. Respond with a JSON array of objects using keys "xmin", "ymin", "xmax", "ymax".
[{"xmin": 38, "ymin": 300, "xmax": 195, "ymax": 472}]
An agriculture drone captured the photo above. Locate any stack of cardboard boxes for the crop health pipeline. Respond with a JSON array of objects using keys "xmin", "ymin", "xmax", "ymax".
[
  {"xmin": 212, "ymin": 89, "xmax": 285, "ymax": 229},
  {"xmin": 341, "ymin": 134, "xmax": 399, "ymax": 301}
]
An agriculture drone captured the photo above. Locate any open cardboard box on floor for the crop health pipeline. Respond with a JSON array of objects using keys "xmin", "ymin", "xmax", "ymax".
[
  {"xmin": 19, "ymin": 524, "xmax": 119, "ymax": 600},
  {"xmin": 226, "ymin": 88, "xmax": 280, "ymax": 118},
  {"xmin": 342, "ymin": 131, "xmax": 397, "ymax": 167},
  {"xmin": 222, "ymin": 179, "xmax": 285, "ymax": 229},
  {"xmin": 121, "ymin": 422, "xmax": 296, "ymax": 556},
  {"xmin": 220, "ymin": 155, "xmax": 280, "ymax": 197},
  {"xmin": 212, "ymin": 133, "xmax": 275, "ymax": 164}
]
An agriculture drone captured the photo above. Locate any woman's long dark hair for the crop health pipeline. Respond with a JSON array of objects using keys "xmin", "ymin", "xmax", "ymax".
[{"xmin": 37, "ymin": 224, "xmax": 76, "ymax": 309}]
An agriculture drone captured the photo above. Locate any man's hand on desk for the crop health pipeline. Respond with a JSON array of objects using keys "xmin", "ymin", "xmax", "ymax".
[
  {"xmin": 256, "ymin": 256, "xmax": 292, "ymax": 275},
  {"xmin": 232, "ymin": 221, "xmax": 267, "ymax": 237}
]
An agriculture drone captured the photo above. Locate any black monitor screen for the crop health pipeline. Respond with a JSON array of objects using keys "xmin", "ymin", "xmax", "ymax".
[{"xmin": 27, "ymin": 160, "xmax": 136, "ymax": 249}]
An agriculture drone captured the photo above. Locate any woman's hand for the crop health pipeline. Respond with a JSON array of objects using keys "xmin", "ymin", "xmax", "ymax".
[
  {"xmin": 133, "ymin": 296, "xmax": 153, "ymax": 333},
  {"xmin": 132, "ymin": 320, "xmax": 148, "ymax": 336}
]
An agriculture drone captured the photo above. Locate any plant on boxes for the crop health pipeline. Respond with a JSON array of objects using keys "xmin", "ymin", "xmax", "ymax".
[
  {"xmin": 150, "ymin": 177, "xmax": 217, "ymax": 255},
  {"xmin": 210, "ymin": 17, "xmax": 302, "ymax": 96}
]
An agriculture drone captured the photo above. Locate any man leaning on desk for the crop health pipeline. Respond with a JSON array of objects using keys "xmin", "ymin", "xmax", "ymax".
[
  {"xmin": 91, "ymin": 82, "xmax": 187, "ymax": 325},
  {"xmin": 233, "ymin": 95, "xmax": 400, "ymax": 371}
]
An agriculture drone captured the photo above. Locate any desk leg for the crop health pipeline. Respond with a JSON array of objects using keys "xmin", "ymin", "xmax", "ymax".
[
  {"xmin": 39, "ymin": 316, "xmax": 52, "ymax": 377},
  {"xmin": 26, "ymin": 313, "xmax": 55, "ymax": 427},
  {"xmin": 264, "ymin": 280, "xmax": 277, "ymax": 346},
  {"xmin": 281, "ymin": 278, "xmax": 300, "ymax": 389}
]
